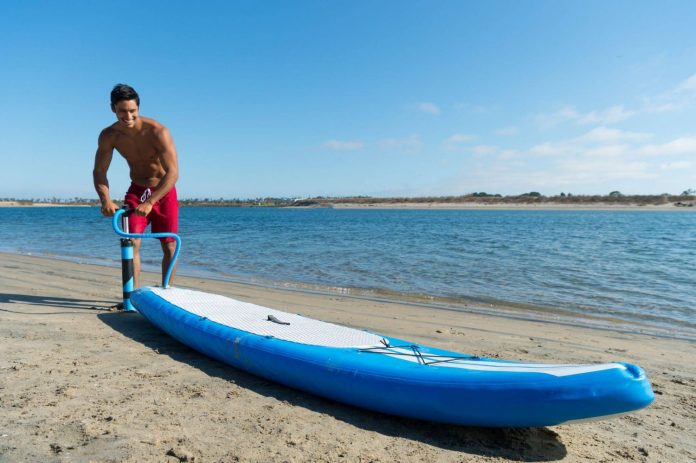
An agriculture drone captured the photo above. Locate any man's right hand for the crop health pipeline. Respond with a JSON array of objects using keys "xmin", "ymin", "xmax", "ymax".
[{"xmin": 100, "ymin": 200, "xmax": 119, "ymax": 217}]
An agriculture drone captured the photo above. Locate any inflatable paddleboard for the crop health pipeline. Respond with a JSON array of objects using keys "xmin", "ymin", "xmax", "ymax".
[{"xmin": 130, "ymin": 286, "xmax": 654, "ymax": 427}]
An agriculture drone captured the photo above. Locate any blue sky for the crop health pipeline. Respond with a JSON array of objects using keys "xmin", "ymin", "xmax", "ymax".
[{"xmin": 1, "ymin": 0, "xmax": 696, "ymax": 199}]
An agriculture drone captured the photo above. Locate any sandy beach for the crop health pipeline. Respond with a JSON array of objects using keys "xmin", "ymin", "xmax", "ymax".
[{"xmin": 1, "ymin": 252, "xmax": 694, "ymax": 462}]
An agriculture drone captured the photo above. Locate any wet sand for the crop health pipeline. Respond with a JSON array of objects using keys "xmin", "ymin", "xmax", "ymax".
[{"xmin": 1, "ymin": 252, "xmax": 694, "ymax": 462}]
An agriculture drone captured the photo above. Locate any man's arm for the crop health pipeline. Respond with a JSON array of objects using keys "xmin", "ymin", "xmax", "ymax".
[
  {"xmin": 135, "ymin": 126, "xmax": 179, "ymax": 216},
  {"xmin": 93, "ymin": 129, "xmax": 119, "ymax": 216}
]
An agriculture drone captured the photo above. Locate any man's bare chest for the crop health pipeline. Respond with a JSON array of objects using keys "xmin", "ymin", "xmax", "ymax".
[{"xmin": 114, "ymin": 135, "xmax": 158, "ymax": 161}]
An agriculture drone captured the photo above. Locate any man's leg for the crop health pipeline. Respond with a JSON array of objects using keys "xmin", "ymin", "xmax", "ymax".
[
  {"xmin": 160, "ymin": 240, "xmax": 177, "ymax": 286},
  {"xmin": 132, "ymin": 238, "xmax": 142, "ymax": 288}
]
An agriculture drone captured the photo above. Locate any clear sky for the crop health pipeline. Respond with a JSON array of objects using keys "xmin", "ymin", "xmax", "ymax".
[{"xmin": 2, "ymin": 0, "xmax": 696, "ymax": 199}]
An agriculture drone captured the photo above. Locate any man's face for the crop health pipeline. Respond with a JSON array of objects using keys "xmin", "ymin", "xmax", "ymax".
[{"xmin": 112, "ymin": 100, "xmax": 139, "ymax": 128}]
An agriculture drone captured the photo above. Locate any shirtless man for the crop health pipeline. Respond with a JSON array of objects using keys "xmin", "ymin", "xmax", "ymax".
[{"xmin": 93, "ymin": 84, "xmax": 180, "ymax": 288}]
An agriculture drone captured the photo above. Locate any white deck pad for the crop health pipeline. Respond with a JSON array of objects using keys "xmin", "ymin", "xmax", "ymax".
[
  {"xmin": 150, "ymin": 287, "xmax": 385, "ymax": 348},
  {"xmin": 149, "ymin": 287, "xmax": 625, "ymax": 377}
]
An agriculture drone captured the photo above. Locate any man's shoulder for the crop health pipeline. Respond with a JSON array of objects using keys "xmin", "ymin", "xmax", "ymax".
[
  {"xmin": 98, "ymin": 124, "xmax": 120, "ymax": 142},
  {"xmin": 141, "ymin": 117, "xmax": 167, "ymax": 131},
  {"xmin": 141, "ymin": 117, "xmax": 171, "ymax": 139}
]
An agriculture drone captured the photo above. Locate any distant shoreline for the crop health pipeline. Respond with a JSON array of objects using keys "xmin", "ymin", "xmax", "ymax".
[
  {"xmin": 2, "ymin": 200, "xmax": 694, "ymax": 211},
  {"xmin": 0, "ymin": 201, "xmax": 91, "ymax": 208},
  {"xmin": 3, "ymin": 191, "xmax": 696, "ymax": 212},
  {"xmin": 325, "ymin": 201, "xmax": 695, "ymax": 211}
]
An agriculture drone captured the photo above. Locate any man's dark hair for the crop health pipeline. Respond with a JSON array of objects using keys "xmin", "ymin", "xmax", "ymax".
[{"xmin": 110, "ymin": 84, "xmax": 140, "ymax": 108}]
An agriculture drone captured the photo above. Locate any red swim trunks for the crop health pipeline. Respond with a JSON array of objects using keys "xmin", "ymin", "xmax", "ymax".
[{"xmin": 124, "ymin": 183, "xmax": 179, "ymax": 243}]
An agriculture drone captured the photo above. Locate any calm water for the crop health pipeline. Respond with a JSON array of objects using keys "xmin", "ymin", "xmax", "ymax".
[{"xmin": 1, "ymin": 206, "xmax": 695, "ymax": 340}]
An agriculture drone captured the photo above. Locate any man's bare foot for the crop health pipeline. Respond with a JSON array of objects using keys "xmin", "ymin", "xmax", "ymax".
[{"xmin": 109, "ymin": 302, "xmax": 124, "ymax": 311}]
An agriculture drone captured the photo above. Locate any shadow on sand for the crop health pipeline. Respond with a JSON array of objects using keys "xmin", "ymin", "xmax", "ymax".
[
  {"xmin": 0, "ymin": 293, "xmax": 117, "ymax": 314},
  {"xmin": 98, "ymin": 311, "xmax": 567, "ymax": 461}
]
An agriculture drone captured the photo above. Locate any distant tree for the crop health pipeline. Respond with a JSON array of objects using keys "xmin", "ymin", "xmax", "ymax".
[
  {"xmin": 682, "ymin": 189, "xmax": 696, "ymax": 196},
  {"xmin": 521, "ymin": 191, "xmax": 542, "ymax": 197},
  {"xmin": 608, "ymin": 191, "xmax": 623, "ymax": 197},
  {"xmin": 560, "ymin": 192, "xmax": 566, "ymax": 197},
  {"xmin": 472, "ymin": 192, "xmax": 499, "ymax": 197}
]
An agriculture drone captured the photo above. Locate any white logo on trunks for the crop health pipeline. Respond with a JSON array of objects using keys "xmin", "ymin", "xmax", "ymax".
[{"xmin": 140, "ymin": 188, "xmax": 152, "ymax": 203}]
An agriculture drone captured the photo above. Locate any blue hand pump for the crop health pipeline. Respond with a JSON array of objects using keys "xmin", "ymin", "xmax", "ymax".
[{"xmin": 112, "ymin": 207, "xmax": 181, "ymax": 311}]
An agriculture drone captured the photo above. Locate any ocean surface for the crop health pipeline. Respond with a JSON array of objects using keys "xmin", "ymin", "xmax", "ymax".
[{"xmin": 1, "ymin": 206, "xmax": 694, "ymax": 340}]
